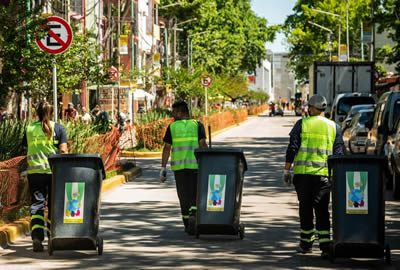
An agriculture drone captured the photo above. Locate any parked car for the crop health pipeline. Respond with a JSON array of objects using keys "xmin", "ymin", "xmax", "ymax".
[
  {"xmin": 366, "ymin": 91, "xmax": 400, "ymax": 156},
  {"xmin": 341, "ymin": 104, "xmax": 376, "ymax": 131},
  {"xmin": 330, "ymin": 93, "xmax": 376, "ymax": 125},
  {"xmin": 387, "ymin": 117, "xmax": 400, "ymax": 199},
  {"xmin": 342, "ymin": 109, "xmax": 374, "ymax": 154}
]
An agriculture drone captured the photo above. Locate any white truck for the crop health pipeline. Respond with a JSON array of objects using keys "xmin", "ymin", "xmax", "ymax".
[{"xmin": 309, "ymin": 61, "xmax": 376, "ymax": 123}]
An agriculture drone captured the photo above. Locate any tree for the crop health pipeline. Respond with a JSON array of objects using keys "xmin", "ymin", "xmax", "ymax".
[
  {"xmin": 0, "ymin": 0, "xmax": 109, "ymax": 105},
  {"xmin": 283, "ymin": 0, "xmax": 372, "ymax": 81},
  {"xmin": 376, "ymin": 0, "xmax": 400, "ymax": 73},
  {"xmin": 159, "ymin": 0, "xmax": 277, "ymax": 75}
]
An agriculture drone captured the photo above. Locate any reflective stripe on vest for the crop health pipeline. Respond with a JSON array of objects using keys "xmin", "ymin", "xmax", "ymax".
[
  {"xmin": 170, "ymin": 120, "xmax": 199, "ymax": 171},
  {"xmin": 293, "ymin": 116, "xmax": 336, "ymax": 176},
  {"xmin": 27, "ymin": 121, "xmax": 58, "ymax": 174}
]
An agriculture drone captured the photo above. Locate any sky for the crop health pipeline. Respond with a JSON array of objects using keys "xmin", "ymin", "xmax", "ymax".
[{"xmin": 251, "ymin": 0, "xmax": 297, "ymax": 53}]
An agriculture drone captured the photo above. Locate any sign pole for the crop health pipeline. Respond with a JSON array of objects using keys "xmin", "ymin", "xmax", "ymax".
[
  {"xmin": 112, "ymin": 87, "xmax": 114, "ymax": 121},
  {"xmin": 53, "ymin": 59, "xmax": 58, "ymax": 122}
]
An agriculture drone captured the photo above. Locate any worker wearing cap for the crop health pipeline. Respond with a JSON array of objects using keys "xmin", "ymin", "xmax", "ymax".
[{"xmin": 282, "ymin": 94, "xmax": 344, "ymax": 259}]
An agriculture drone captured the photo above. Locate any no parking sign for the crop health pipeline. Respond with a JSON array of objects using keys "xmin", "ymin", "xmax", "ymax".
[{"xmin": 36, "ymin": 16, "xmax": 73, "ymax": 54}]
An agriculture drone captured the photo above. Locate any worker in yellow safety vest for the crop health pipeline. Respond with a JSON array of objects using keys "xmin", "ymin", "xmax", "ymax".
[
  {"xmin": 23, "ymin": 101, "xmax": 68, "ymax": 252},
  {"xmin": 161, "ymin": 101, "xmax": 208, "ymax": 234},
  {"xmin": 282, "ymin": 94, "xmax": 344, "ymax": 259}
]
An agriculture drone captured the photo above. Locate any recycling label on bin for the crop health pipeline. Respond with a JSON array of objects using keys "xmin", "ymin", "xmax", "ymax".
[
  {"xmin": 346, "ymin": 171, "xmax": 368, "ymax": 214},
  {"xmin": 64, "ymin": 182, "xmax": 85, "ymax": 223},
  {"xmin": 206, "ymin": 174, "xmax": 226, "ymax": 212}
]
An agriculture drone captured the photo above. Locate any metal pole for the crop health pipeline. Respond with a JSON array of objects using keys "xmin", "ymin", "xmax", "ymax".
[
  {"xmin": 112, "ymin": 87, "xmax": 114, "ymax": 120},
  {"xmin": 187, "ymin": 37, "xmax": 190, "ymax": 68},
  {"xmin": 131, "ymin": 0, "xmax": 135, "ymax": 70},
  {"xmin": 371, "ymin": 0, "xmax": 376, "ymax": 62},
  {"xmin": 53, "ymin": 60, "xmax": 57, "ymax": 122},
  {"xmin": 190, "ymin": 39, "xmax": 193, "ymax": 68},
  {"xmin": 205, "ymin": 86, "xmax": 208, "ymax": 117},
  {"xmin": 117, "ymin": 0, "xmax": 121, "ymax": 116},
  {"xmin": 346, "ymin": 0, "xmax": 350, "ymax": 61},
  {"xmin": 164, "ymin": 27, "xmax": 169, "ymax": 80},
  {"xmin": 173, "ymin": 19, "xmax": 177, "ymax": 70},
  {"xmin": 338, "ymin": 21, "xmax": 341, "ymax": 60},
  {"xmin": 361, "ymin": 21, "xmax": 364, "ymax": 60}
]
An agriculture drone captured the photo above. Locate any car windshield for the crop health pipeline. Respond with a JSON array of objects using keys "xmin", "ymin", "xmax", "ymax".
[
  {"xmin": 350, "ymin": 105, "xmax": 374, "ymax": 117},
  {"xmin": 338, "ymin": 97, "xmax": 375, "ymax": 115}
]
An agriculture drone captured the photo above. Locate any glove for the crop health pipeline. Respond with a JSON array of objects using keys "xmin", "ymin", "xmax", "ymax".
[
  {"xmin": 282, "ymin": 169, "xmax": 292, "ymax": 187},
  {"xmin": 160, "ymin": 167, "xmax": 167, "ymax": 183}
]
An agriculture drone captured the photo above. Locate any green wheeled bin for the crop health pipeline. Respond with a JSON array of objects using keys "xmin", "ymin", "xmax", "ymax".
[
  {"xmin": 193, "ymin": 148, "xmax": 247, "ymax": 239},
  {"xmin": 328, "ymin": 155, "xmax": 391, "ymax": 264},
  {"xmin": 47, "ymin": 154, "xmax": 105, "ymax": 256}
]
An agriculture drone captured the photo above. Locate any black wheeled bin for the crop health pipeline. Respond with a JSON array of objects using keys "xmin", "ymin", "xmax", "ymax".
[
  {"xmin": 193, "ymin": 148, "xmax": 247, "ymax": 239},
  {"xmin": 328, "ymin": 155, "xmax": 391, "ymax": 264},
  {"xmin": 48, "ymin": 154, "xmax": 106, "ymax": 256}
]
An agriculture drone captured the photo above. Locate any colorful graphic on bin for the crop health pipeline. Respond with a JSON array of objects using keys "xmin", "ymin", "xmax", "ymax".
[
  {"xmin": 206, "ymin": 174, "xmax": 226, "ymax": 212},
  {"xmin": 346, "ymin": 171, "xmax": 368, "ymax": 214},
  {"xmin": 63, "ymin": 182, "xmax": 85, "ymax": 223}
]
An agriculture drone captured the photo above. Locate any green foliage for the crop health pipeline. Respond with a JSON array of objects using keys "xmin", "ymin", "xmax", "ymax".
[
  {"xmin": 0, "ymin": 0, "xmax": 110, "ymax": 100},
  {"xmin": 376, "ymin": 0, "xmax": 400, "ymax": 73},
  {"xmin": 283, "ymin": 0, "xmax": 373, "ymax": 81},
  {"xmin": 63, "ymin": 121, "xmax": 109, "ymax": 153},
  {"xmin": 136, "ymin": 109, "xmax": 172, "ymax": 125},
  {"xmin": 159, "ymin": 0, "xmax": 277, "ymax": 74},
  {"xmin": 0, "ymin": 120, "xmax": 28, "ymax": 161},
  {"xmin": 247, "ymin": 89, "xmax": 270, "ymax": 103}
]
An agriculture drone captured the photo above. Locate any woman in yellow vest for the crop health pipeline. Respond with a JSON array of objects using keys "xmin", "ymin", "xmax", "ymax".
[
  {"xmin": 161, "ymin": 101, "xmax": 208, "ymax": 234},
  {"xmin": 23, "ymin": 101, "xmax": 68, "ymax": 252},
  {"xmin": 282, "ymin": 95, "xmax": 344, "ymax": 259}
]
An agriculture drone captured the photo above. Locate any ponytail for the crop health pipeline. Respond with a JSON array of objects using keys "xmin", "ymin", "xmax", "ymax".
[{"xmin": 37, "ymin": 101, "xmax": 54, "ymax": 140}]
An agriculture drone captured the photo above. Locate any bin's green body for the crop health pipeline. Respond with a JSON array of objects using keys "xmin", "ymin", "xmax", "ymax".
[
  {"xmin": 48, "ymin": 154, "xmax": 105, "ymax": 251},
  {"xmin": 194, "ymin": 148, "xmax": 247, "ymax": 236},
  {"xmin": 328, "ymin": 155, "xmax": 387, "ymax": 259}
]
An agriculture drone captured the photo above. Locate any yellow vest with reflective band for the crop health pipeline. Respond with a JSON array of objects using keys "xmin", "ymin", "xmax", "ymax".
[
  {"xmin": 170, "ymin": 120, "xmax": 199, "ymax": 171},
  {"xmin": 294, "ymin": 116, "xmax": 336, "ymax": 176},
  {"xmin": 27, "ymin": 121, "xmax": 58, "ymax": 174}
]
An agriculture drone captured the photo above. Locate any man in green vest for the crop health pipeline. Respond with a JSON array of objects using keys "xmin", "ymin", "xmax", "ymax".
[
  {"xmin": 161, "ymin": 101, "xmax": 208, "ymax": 234},
  {"xmin": 283, "ymin": 94, "xmax": 344, "ymax": 259}
]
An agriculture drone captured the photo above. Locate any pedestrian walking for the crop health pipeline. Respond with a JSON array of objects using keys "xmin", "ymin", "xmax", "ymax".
[
  {"xmin": 160, "ymin": 101, "xmax": 208, "ymax": 234},
  {"xmin": 23, "ymin": 101, "xmax": 68, "ymax": 252},
  {"xmin": 282, "ymin": 94, "xmax": 344, "ymax": 259}
]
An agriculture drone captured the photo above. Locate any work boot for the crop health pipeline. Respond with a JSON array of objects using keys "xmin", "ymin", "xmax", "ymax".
[
  {"xmin": 32, "ymin": 239, "xmax": 44, "ymax": 252},
  {"xmin": 297, "ymin": 243, "xmax": 312, "ymax": 254}
]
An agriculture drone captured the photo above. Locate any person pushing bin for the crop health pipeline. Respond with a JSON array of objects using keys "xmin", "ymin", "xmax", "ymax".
[
  {"xmin": 282, "ymin": 94, "xmax": 344, "ymax": 258},
  {"xmin": 24, "ymin": 101, "xmax": 68, "ymax": 252},
  {"xmin": 160, "ymin": 101, "xmax": 208, "ymax": 234}
]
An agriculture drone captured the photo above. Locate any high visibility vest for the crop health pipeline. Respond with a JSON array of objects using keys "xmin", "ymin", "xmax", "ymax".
[
  {"xmin": 170, "ymin": 120, "xmax": 199, "ymax": 171},
  {"xmin": 293, "ymin": 116, "xmax": 336, "ymax": 176},
  {"xmin": 26, "ymin": 121, "xmax": 58, "ymax": 174}
]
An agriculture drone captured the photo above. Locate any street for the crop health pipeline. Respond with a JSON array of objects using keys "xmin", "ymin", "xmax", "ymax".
[{"xmin": 1, "ymin": 112, "xmax": 400, "ymax": 269}]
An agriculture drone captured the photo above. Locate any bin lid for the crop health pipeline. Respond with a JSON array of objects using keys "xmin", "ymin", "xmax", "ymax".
[
  {"xmin": 48, "ymin": 154, "xmax": 106, "ymax": 180},
  {"xmin": 328, "ymin": 154, "xmax": 387, "ymax": 166},
  {"xmin": 194, "ymin": 148, "xmax": 247, "ymax": 171}
]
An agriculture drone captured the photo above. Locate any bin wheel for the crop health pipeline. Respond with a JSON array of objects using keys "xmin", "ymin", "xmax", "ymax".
[
  {"xmin": 328, "ymin": 242, "xmax": 335, "ymax": 263},
  {"xmin": 97, "ymin": 236, "xmax": 103, "ymax": 255},
  {"xmin": 48, "ymin": 239, "xmax": 53, "ymax": 256},
  {"xmin": 188, "ymin": 216, "xmax": 196, "ymax": 236},
  {"xmin": 239, "ymin": 223, "xmax": 245, "ymax": 240},
  {"xmin": 385, "ymin": 244, "xmax": 391, "ymax": 265}
]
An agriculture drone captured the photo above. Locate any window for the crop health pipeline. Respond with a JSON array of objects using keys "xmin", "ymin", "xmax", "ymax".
[
  {"xmin": 70, "ymin": 0, "xmax": 82, "ymax": 14},
  {"xmin": 337, "ymin": 97, "xmax": 375, "ymax": 116}
]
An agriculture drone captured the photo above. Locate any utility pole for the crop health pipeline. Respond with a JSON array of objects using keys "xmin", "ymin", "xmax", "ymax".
[
  {"xmin": 371, "ymin": 0, "xmax": 376, "ymax": 62},
  {"xmin": 173, "ymin": 18, "xmax": 177, "ymax": 70},
  {"xmin": 346, "ymin": 0, "xmax": 350, "ymax": 61},
  {"xmin": 117, "ymin": 0, "xmax": 121, "ymax": 116}
]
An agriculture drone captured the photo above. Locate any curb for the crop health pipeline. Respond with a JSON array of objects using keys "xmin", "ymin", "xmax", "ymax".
[
  {"xmin": 0, "ymin": 167, "xmax": 142, "ymax": 249},
  {"xmin": 121, "ymin": 119, "xmax": 249, "ymax": 158}
]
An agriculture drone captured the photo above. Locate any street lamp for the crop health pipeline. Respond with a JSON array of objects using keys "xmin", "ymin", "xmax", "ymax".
[
  {"xmin": 311, "ymin": 8, "xmax": 342, "ymax": 61},
  {"xmin": 173, "ymin": 18, "xmax": 197, "ymax": 70},
  {"xmin": 187, "ymin": 30, "xmax": 211, "ymax": 68},
  {"xmin": 308, "ymin": 21, "xmax": 333, "ymax": 61}
]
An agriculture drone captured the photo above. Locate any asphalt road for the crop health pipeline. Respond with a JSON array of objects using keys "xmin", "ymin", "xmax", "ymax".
[{"xmin": 1, "ymin": 112, "xmax": 400, "ymax": 269}]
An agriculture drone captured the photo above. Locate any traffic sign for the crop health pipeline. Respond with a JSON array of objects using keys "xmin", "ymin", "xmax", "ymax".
[
  {"xmin": 36, "ymin": 16, "xmax": 73, "ymax": 54},
  {"xmin": 200, "ymin": 75, "xmax": 212, "ymax": 87},
  {"xmin": 108, "ymin": 66, "xmax": 119, "ymax": 82}
]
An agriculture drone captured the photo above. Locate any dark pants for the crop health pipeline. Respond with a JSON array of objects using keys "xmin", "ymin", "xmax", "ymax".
[
  {"xmin": 293, "ymin": 174, "xmax": 331, "ymax": 251},
  {"xmin": 28, "ymin": 173, "xmax": 52, "ymax": 241},
  {"xmin": 174, "ymin": 169, "xmax": 198, "ymax": 228}
]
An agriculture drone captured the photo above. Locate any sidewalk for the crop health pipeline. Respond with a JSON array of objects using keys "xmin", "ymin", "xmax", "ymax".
[{"xmin": 0, "ymin": 166, "xmax": 142, "ymax": 248}]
